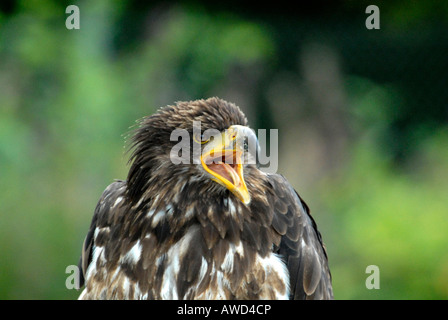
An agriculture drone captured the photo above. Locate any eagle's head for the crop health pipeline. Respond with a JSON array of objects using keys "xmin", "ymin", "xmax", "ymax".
[{"xmin": 126, "ymin": 97, "xmax": 260, "ymax": 207}]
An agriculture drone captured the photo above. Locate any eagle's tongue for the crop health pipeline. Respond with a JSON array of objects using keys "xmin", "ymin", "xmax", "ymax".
[
  {"xmin": 205, "ymin": 150, "xmax": 242, "ymax": 187},
  {"xmin": 207, "ymin": 162, "xmax": 240, "ymax": 186}
]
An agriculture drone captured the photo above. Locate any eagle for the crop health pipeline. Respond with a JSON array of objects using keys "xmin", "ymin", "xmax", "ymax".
[{"xmin": 77, "ymin": 97, "xmax": 333, "ymax": 300}]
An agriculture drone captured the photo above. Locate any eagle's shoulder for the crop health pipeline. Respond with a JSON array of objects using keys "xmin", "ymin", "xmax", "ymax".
[
  {"xmin": 265, "ymin": 173, "xmax": 334, "ymax": 300},
  {"xmin": 78, "ymin": 180, "xmax": 127, "ymax": 288}
]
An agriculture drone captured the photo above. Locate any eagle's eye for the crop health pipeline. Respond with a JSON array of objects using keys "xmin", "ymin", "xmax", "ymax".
[{"xmin": 193, "ymin": 131, "xmax": 210, "ymax": 144}]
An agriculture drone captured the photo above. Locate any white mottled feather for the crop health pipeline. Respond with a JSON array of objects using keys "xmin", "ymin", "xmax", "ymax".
[{"xmin": 121, "ymin": 241, "xmax": 142, "ymax": 264}]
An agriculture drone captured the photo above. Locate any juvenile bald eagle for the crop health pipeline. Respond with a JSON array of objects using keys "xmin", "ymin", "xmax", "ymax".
[{"xmin": 77, "ymin": 97, "xmax": 333, "ymax": 300}]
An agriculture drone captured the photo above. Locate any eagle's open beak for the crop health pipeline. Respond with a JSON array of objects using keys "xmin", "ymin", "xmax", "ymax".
[{"xmin": 200, "ymin": 126, "xmax": 251, "ymax": 205}]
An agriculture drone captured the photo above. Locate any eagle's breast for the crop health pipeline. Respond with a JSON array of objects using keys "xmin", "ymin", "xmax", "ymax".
[{"xmin": 79, "ymin": 193, "xmax": 289, "ymax": 300}]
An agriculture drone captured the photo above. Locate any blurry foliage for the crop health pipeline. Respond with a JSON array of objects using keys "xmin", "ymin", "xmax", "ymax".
[
  {"xmin": 0, "ymin": 0, "xmax": 274, "ymax": 299},
  {"xmin": 0, "ymin": 0, "xmax": 447, "ymax": 299},
  {"xmin": 321, "ymin": 131, "xmax": 448, "ymax": 299}
]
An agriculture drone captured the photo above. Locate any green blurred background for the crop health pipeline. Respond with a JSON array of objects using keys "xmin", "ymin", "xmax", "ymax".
[{"xmin": 1, "ymin": 0, "xmax": 447, "ymax": 299}]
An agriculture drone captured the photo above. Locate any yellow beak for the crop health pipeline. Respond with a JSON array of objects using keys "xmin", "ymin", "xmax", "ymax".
[{"xmin": 200, "ymin": 126, "xmax": 251, "ymax": 205}]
